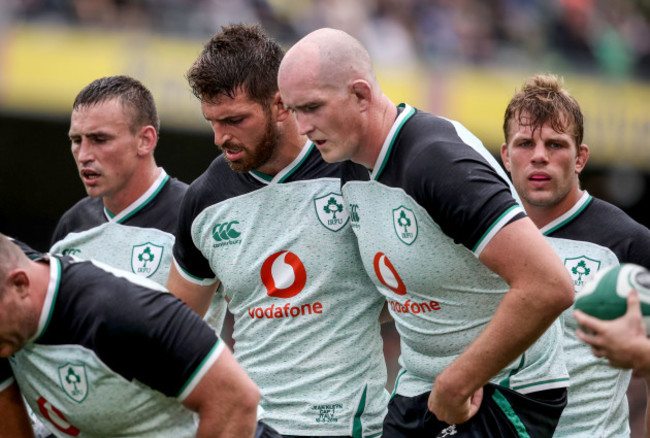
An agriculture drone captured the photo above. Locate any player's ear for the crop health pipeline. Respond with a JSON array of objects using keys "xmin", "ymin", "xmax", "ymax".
[
  {"xmin": 7, "ymin": 269, "xmax": 29, "ymax": 298},
  {"xmin": 351, "ymin": 80, "xmax": 372, "ymax": 111},
  {"xmin": 137, "ymin": 125, "xmax": 157, "ymax": 156},
  {"xmin": 274, "ymin": 92, "xmax": 291, "ymax": 122},
  {"xmin": 500, "ymin": 143, "xmax": 511, "ymax": 172},
  {"xmin": 575, "ymin": 143, "xmax": 589, "ymax": 174}
]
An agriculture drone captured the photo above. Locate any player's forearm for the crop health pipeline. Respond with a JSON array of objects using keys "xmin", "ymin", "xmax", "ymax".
[
  {"xmin": 196, "ymin": 408, "xmax": 258, "ymax": 438},
  {"xmin": 629, "ymin": 340, "xmax": 650, "ymax": 376},
  {"xmin": 435, "ymin": 284, "xmax": 567, "ymax": 401},
  {"xmin": 195, "ymin": 386, "xmax": 259, "ymax": 438}
]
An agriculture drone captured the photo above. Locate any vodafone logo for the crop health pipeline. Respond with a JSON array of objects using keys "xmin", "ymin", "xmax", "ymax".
[
  {"xmin": 37, "ymin": 397, "xmax": 80, "ymax": 436},
  {"xmin": 261, "ymin": 251, "xmax": 307, "ymax": 298},
  {"xmin": 373, "ymin": 252, "xmax": 407, "ymax": 295}
]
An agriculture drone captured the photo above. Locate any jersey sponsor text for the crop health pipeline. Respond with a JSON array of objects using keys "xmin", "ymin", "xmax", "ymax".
[{"xmin": 247, "ymin": 302, "xmax": 324, "ymax": 319}]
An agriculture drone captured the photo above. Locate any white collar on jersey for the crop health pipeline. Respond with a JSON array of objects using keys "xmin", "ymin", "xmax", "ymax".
[
  {"xmin": 29, "ymin": 255, "xmax": 61, "ymax": 344},
  {"xmin": 103, "ymin": 168, "xmax": 169, "ymax": 223},
  {"xmin": 248, "ymin": 139, "xmax": 313, "ymax": 185},
  {"xmin": 370, "ymin": 103, "xmax": 415, "ymax": 181},
  {"xmin": 539, "ymin": 191, "xmax": 593, "ymax": 236}
]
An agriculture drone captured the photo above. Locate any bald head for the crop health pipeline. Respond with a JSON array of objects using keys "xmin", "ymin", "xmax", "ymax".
[
  {"xmin": 279, "ymin": 28, "xmax": 396, "ymax": 168},
  {"xmin": 0, "ymin": 234, "xmax": 29, "ymax": 288},
  {"xmin": 280, "ymin": 28, "xmax": 375, "ymax": 92}
]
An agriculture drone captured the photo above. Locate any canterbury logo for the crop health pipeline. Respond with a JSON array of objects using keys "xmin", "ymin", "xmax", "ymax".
[
  {"xmin": 373, "ymin": 252, "xmax": 407, "ymax": 295},
  {"xmin": 212, "ymin": 221, "xmax": 241, "ymax": 241},
  {"xmin": 261, "ymin": 251, "xmax": 307, "ymax": 298}
]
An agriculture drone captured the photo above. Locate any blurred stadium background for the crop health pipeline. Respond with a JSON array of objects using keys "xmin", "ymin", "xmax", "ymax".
[{"xmin": 1, "ymin": 0, "xmax": 648, "ymax": 435}]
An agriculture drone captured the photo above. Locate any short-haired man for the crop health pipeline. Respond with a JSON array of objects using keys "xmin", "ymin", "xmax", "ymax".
[
  {"xmin": 167, "ymin": 24, "xmax": 389, "ymax": 437},
  {"xmin": 51, "ymin": 75, "xmax": 187, "ymax": 287},
  {"xmin": 278, "ymin": 28, "xmax": 574, "ymax": 437},
  {"xmin": 0, "ymin": 233, "xmax": 261, "ymax": 437},
  {"xmin": 501, "ymin": 73, "xmax": 650, "ymax": 436}
]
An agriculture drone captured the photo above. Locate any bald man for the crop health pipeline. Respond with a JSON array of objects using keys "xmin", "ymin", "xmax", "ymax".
[
  {"xmin": 279, "ymin": 28, "xmax": 574, "ymax": 437},
  {"xmin": 0, "ymin": 233, "xmax": 265, "ymax": 437}
]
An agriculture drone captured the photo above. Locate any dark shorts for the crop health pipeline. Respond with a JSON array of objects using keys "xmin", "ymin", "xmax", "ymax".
[
  {"xmin": 281, "ymin": 436, "xmax": 351, "ymax": 438},
  {"xmin": 256, "ymin": 421, "xmax": 282, "ymax": 438},
  {"xmin": 383, "ymin": 383, "xmax": 567, "ymax": 438},
  {"xmin": 281, "ymin": 435, "xmax": 352, "ymax": 438}
]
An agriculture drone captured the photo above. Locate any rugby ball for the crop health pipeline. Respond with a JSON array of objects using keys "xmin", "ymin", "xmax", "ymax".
[{"xmin": 575, "ymin": 263, "xmax": 650, "ymax": 332}]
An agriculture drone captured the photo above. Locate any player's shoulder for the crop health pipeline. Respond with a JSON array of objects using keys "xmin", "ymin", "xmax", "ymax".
[
  {"xmin": 401, "ymin": 108, "xmax": 465, "ymax": 147},
  {"xmin": 7, "ymin": 236, "xmax": 43, "ymax": 260},
  {"xmin": 586, "ymin": 197, "xmax": 650, "ymax": 234},
  {"xmin": 163, "ymin": 175, "xmax": 189, "ymax": 199},
  {"xmin": 56, "ymin": 256, "xmax": 171, "ymax": 326},
  {"xmin": 52, "ymin": 197, "xmax": 106, "ymax": 242},
  {"xmin": 60, "ymin": 196, "xmax": 104, "ymax": 220},
  {"xmin": 181, "ymin": 155, "xmax": 252, "ymax": 213}
]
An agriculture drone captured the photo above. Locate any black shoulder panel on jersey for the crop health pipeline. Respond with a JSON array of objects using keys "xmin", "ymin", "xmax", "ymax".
[
  {"xmin": 173, "ymin": 156, "xmax": 262, "ymax": 279},
  {"xmin": 549, "ymin": 197, "xmax": 650, "ymax": 268},
  {"xmin": 120, "ymin": 176, "xmax": 188, "ymax": 234},
  {"xmin": 50, "ymin": 197, "xmax": 106, "ymax": 247},
  {"xmin": 377, "ymin": 109, "xmax": 520, "ymax": 250},
  {"xmin": 38, "ymin": 256, "xmax": 218, "ymax": 397},
  {"xmin": 8, "ymin": 236, "xmax": 43, "ymax": 260}
]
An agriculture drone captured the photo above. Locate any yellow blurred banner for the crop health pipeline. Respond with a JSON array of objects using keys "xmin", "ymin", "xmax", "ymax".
[
  {"xmin": 1, "ymin": 24, "xmax": 649, "ymax": 169},
  {"xmin": 0, "ymin": 24, "xmax": 204, "ymax": 129}
]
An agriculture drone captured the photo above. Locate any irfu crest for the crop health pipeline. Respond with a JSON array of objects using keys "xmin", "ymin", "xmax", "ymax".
[
  {"xmin": 131, "ymin": 242, "xmax": 164, "ymax": 278},
  {"xmin": 393, "ymin": 206, "xmax": 418, "ymax": 245},
  {"xmin": 314, "ymin": 193, "xmax": 349, "ymax": 232},
  {"xmin": 58, "ymin": 363, "xmax": 88, "ymax": 403},
  {"xmin": 564, "ymin": 256, "xmax": 601, "ymax": 291}
]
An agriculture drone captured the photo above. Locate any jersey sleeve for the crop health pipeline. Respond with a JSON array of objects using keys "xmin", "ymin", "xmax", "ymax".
[
  {"xmin": 100, "ymin": 285, "xmax": 222, "ymax": 398},
  {"xmin": 173, "ymin": 180, "xmax": 218, "ymax": 284},
  {"xmin": 54, "ymin": 260, "xmax": 223, "ymax": 398},
  {"xmin": 408, "ymin": 140, "xmax": 524, "ymax": 253}
]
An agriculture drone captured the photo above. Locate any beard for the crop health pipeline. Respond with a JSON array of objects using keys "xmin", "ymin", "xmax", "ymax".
[{"xmin": 222, "ymin": 114, "xmax": 279, "ymax": 173}]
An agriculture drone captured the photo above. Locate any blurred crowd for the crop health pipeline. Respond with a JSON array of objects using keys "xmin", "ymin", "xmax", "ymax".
[{"xmin": 6, "ymin": 0, "xmax": 650, "ymax": 79}]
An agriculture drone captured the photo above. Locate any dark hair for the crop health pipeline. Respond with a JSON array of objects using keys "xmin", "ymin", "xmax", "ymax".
[
  {"xmin": 503, "ymin": 74, "xmax": 584, "ymax": 147},
  {"xmin": 73, "ymin": 75, "xmax": 160, "ymax": 136},
  {"xmin": 187, "ymin": 23, "xmax": 284, "ymax": 106}
]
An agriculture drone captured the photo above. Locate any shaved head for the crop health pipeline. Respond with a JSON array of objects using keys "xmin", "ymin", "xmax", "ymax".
[
  {"xmin": 278, "ymin": 27, "xmax": 396, "ymax": 168},
  {"xmin": 280, "ymin": 28, "xmax": 375, "ymax": 92},
  {"xmin": 0, "ymin": 234, "xmax": 28, "ymax": 291}
]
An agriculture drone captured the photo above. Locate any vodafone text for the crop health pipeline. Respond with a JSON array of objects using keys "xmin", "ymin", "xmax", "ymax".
[
  {"xmin": 388, "ymin": 299, "xmax": 441, "ymax": 314},
  {"xmin": 248, "ymin": 302, "xmax": 323, "ymax": 319}
]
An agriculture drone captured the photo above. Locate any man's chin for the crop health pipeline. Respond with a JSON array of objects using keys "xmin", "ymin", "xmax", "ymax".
[
  {"xmin": 226, "ymin": 159, "xmax": 254, "ymax": 173},
  {"xmin": 84, "ymin": 186, "xmax": 104, "ymax": 199}
]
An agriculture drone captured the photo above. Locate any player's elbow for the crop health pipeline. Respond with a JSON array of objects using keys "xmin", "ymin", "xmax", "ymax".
[
  {"xmin": 547, "ymin": 271, "xmax": 575, "ymax": 314},
  {"xmin": 233, "ymin": 379, "xmax": 261, "ymax": 421},
  {"xmin": 242, "ymin": 384, "xmax": 261, "ymax": 414}
]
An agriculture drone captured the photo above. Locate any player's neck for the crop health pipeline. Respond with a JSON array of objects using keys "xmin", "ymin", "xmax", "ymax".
[
  {"xmin": 356, "ymin": 97, "xmax": 397, "ymax": 170},
  {"xmin": 30, "ymin": 259, "xmax": 52, "ymax": 333},
  {"xmin": 255, "ymin": 132, "xmax": 307, "ymax": 177},
  {"xmin": 526, "ymin": 188, "xmax": 584, "ymax": 229},
  {"xmin": 103, "ymin": 165, "xmax": 162, "ymax": 215}
]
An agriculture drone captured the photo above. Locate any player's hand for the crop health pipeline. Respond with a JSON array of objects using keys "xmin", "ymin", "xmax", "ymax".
[
  {"xmin": 574, "ymin": 289, "xmax": 650, "ymax": 373},
  {"xmin": 427, "ymin": 381, "xmax": 482, "ymax": 425}
]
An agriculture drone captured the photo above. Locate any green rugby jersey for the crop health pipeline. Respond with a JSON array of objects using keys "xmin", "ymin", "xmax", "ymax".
[
  {"xmin": 173, "ymin": 142, "xmax": 388, "ymax": 437},
  {"xmin": 543, "ymin": 191, "xmax": 650, "ymax": 437},
  {"xmin": 341, "ymin": 104, "xmax": 569, "ymax": 398},
  {"xmin": 0, "ymin": 255, "xmax": 223, "ymax": 437}
]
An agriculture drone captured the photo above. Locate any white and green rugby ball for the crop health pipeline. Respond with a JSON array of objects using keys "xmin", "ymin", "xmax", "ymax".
[{"xmin": 575, "ymin": 263, "xmax": 650, "ymax": 329}]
